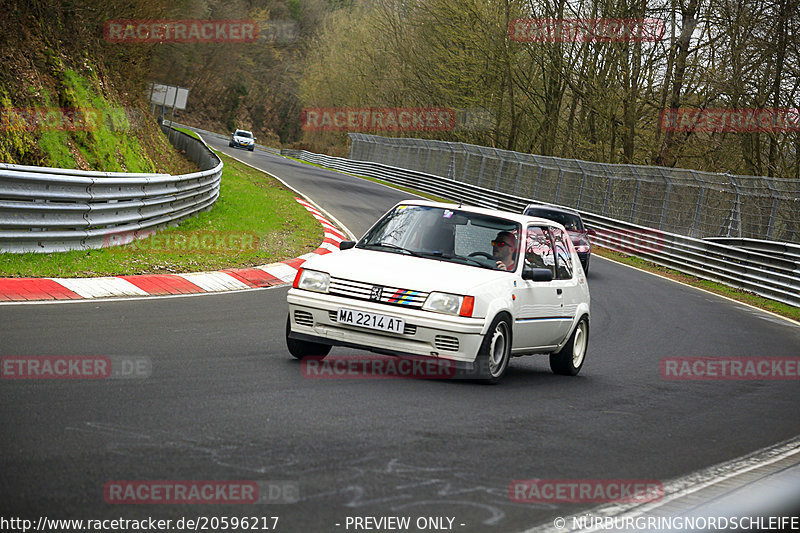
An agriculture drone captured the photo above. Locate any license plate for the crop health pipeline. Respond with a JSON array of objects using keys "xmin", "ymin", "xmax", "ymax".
[{"xmin": 337, "ymin": 308, "xmax": 404, "ymax": 334}]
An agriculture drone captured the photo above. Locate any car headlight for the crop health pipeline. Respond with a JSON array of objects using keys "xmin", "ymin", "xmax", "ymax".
[
  {"xmin": 423, "ymin": 292, "xmax": 474, "ymax": 317},
  {"xmin": 292, "ymin": 268, "xmax": 330, "ymax": 293},
  {"xmin": 575, "ymin": 234, "xmax": 590, "ymax": 253}
]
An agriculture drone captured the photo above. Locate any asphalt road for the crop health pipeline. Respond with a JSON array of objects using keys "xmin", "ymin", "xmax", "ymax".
[{"xmin": 1, "ymin": 138, "xmax": 799, "ymax": 532}]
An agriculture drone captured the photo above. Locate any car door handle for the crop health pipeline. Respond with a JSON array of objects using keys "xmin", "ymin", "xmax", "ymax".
[{"xmin": 556, "ymin": 289, "xmax": 563, "ymax": 295}]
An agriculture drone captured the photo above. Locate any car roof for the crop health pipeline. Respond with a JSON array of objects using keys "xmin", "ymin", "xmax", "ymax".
[
  {"xmin": 523, "ymin": 203, "xmax": 582, "ymax": 217},
  {"xmin": 395, "ymin": 199, "xmax": 567, "ymax": 230},
  {"xmin": 234, "ymin": 129, "xmax": 252, "ymax": 134}
]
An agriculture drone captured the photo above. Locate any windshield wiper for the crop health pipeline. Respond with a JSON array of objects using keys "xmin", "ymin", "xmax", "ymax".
[
  {"xmin": 361, "ymin": 242, "xmax": 424, "ymax": 257},
  {"xmin": 442, "ymin": 254, "xmax": 496, "ymax": 269}
]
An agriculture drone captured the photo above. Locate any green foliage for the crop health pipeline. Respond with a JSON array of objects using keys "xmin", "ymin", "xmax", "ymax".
[
  {"xmin": 0, "ymin": 91, "xmax": 42, "ymax": 165},
  {"xmin": 298, "ymin": 0, "xmax": 799, "ymax": 178}
]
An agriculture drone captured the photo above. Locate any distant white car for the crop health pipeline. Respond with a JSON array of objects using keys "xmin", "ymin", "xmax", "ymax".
[
  {"xmin": 286, "ymin": 200, "xmax": 591, "ymax": 383},
  {"xmin": 229, "ymin": 129, "xmax": 255, "ymax": 151}
]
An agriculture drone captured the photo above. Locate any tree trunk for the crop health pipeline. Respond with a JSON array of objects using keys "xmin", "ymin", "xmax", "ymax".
[{"xmin": 656, "ymin": 0, "xmax": 700, "ymax": 167}]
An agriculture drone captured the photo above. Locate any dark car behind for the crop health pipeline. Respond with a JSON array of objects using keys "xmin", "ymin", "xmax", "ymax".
[{"xmin": 523, "ymin": 204, "xmax": 593, "ymax": 273}]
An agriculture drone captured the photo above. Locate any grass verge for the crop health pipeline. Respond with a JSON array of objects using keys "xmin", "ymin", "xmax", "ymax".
[{"xmin": 0, "ymin": 151, "xmax": 323, "ymax": 277}]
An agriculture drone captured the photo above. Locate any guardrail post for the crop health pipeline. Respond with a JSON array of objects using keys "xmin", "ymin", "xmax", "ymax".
[
  {"xmin": 629, "ymin": 167, "xmax": 643, "ymax": 224},
  {"xmin": 494, "ymin": 148, "xmax": 505, "ymax": 192},
  {"xmin": 657, "ymin": 169, "xmax": 673, "ymax": 230},
  {"xmin": 422, "ymin": 140, "xmax": 432, "ymax": 174},
  {"xmin": 690, "ymin": 170, "xmax": 706, "ymax": 238},
  {"xmin": 725, "ymin": 173, "xmax": 743, "ymax": 238},
  {"xmin": 764, "ymin": 177, "xmax": 780, "ymax": 240},
  {"xmin": 602, "ymin": 168, "xmax": 614, "ymax": 216},
  {"xmin": 554, "ymin": 160, "xmax": 565, "ymax": 204},
  {"xmin": 512, "ymin": 153, "xmax": 523, "ymax": 197},
  {"xmin": 576, "ymin": 161, "xmax": 588, "ymax": 210},
  {"xmin": 534, "ymin": 160, "xmax": 544, "ymax": 201}
]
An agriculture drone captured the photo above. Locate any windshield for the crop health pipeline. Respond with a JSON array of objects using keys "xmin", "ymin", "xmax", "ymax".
[
  {"xmin": 525, "ymin": 208, "xmax": 583, "ymax": 232},
  {"xmin": 358, "ymin": 205, "xmax": 521, "ymax": 271},
  {"xmin": 235, "ymin": 131, "xmax": 252, "ymax": 138}
]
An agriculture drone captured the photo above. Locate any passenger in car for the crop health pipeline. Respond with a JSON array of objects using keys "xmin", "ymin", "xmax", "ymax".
[{"xmin": 492, "ymin": 231, "xmax": 517, "ymax": 271}]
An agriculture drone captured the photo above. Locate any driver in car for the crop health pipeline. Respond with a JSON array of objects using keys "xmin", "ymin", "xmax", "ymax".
[{"xmin": 492, "ymin": 231, "xmax": 517, "ymax": 271}]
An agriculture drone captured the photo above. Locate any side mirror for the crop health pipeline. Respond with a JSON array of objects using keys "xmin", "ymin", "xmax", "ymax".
[
  {"xmin": 522, "ymin": 267, "xmax": 553, "ymax": 282},
  {"xmin": 587, "ymin": 228, "xmax": 597, "ymax": 236},
  {"xmin": 339, "ymin": 240, "xmax": 356, "ymax": 250}
]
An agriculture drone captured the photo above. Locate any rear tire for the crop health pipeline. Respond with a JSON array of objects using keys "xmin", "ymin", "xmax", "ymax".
[
  {"xmin": 286, "ymin": 315, "xmax": 331, "ymax": 360},
  {"xmin": 473, "ymin": 315, "xmax": 512, "ymax": 384},
  {"xmin": 550, "ymin": 317, "xmax": 588, "ymax": 376}
]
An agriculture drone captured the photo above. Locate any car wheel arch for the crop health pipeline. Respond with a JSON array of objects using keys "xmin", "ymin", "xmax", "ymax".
[
  {"xmin": 553, "ymin": 311, "xmax": 590, "ymax": 353},
  {"xmin": 480, "ymin": 299, "xmax": 515, "ymax": 336}
]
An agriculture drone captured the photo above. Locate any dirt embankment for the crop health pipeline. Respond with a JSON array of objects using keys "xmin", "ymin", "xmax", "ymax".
[{"xmin": 0, "ymin": 0, "xmax": 195, "ymax": 175}]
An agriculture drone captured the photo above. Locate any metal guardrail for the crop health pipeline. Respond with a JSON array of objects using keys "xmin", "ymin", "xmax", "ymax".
[
  {"xmin": 703, "ymin": 237, "xmax": 800, "ymax": 262},
  {"xmin": 280, "ymin": 148, "xmax": 800, "ymax": 308},
  {"xmin": 164, "ymin": 121, "xmax": 281, "ymax": 156},
  {"xmin": 0, "ymin": 125, "xmax": 223, "ymax": 253},
  {"xmin": 348, "ymin": 133, "xmax": 800, "ymax": 245}
]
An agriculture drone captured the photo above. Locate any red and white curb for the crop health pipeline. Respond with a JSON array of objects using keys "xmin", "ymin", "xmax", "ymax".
[{"xmin": 0, "ymin": 198, "xmax": 344, "ymax": 302}]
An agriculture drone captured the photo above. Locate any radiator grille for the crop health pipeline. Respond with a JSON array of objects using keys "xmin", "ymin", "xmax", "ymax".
[{"xmin": 329, "ymin": 277, "xmax": 429, "ymax": 309}]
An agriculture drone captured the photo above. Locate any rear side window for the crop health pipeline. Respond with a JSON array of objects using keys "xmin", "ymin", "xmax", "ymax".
[
  {"xmin": 524, "ymin": 226, "xmax": 556, "ymax": 277},
  {"xmin": 551, "ymin": 227, "xmax": 574, "ymax": 279}
]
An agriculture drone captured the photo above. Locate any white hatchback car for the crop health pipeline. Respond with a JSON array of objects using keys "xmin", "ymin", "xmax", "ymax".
[
  {"xmin": 229, "ymin": 129, "xmax": 255, "ymax": 151},
  {"xmin": 286, "ymin": 200, "xmax": 590, "ymax": 383}
]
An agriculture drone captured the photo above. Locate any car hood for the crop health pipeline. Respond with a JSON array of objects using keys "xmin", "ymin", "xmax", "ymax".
[
  {"xmin": 301, "ymin": 248, "xmax": 509, "ymax": 294},
  {"xmin": 234, "ymin": 136, "xmax": 253, "ymax": 143},
  {"xmin": 567, "ymin": 230, "xmax": 587, "ymax": 244}
]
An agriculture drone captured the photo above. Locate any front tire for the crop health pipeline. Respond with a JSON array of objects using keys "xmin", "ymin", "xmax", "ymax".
[
  {"xmin": 286, "ymin": 315, "xmax": 331, "ymax": 360},
  {"xmin": 550, "ymin": 317, "xmax": 588, "ymax": 376},
  {"xmin": 473, "ymin": 315, "xmax": 512, "ymax": 384}
]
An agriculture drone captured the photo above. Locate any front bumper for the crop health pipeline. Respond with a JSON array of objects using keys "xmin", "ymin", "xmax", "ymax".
[{"xmin": 287, "ymin": 289, "xmax": 486, "ymax": 363}]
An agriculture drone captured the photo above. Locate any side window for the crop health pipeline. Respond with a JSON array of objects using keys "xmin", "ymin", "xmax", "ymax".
[
  {"xmin": 525, "ymin": 226, "xmax": 555, "ymax": 276},
  {"xmin": 551, "ymin": 227, "xmax": 574, "ymax": 280}
]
